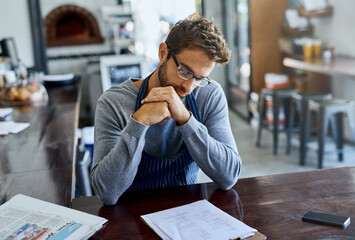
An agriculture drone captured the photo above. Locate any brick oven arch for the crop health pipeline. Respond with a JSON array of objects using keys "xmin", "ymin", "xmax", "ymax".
[{"xmin": 44, "ymin": 4, "xmax": 104, "ymax": 47}]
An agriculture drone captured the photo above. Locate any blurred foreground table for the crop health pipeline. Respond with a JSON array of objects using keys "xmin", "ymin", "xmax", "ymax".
[
  {"xmin": 72, "ymin": 167, "xmax": 355, "ymax": 239},
  {"xmin": 0, "ymin": 78, "xmax": 81, "ymax": 207}
]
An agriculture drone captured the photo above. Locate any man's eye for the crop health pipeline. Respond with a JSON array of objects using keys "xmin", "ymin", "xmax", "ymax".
[{"xmin": 180, "ymin": 69, "xmax": 193, "ymax": 77}]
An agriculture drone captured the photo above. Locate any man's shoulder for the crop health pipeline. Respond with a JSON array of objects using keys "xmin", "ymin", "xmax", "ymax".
[
  {"xmin": 193, "ymin": 80, "xmax": 224, "ymax": 98},
  {"xmin": 100, "ymin": 79, "xmax": 138, "ymax": 100}
]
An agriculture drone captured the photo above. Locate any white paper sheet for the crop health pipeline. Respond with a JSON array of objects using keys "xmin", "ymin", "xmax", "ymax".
[
  {"xmin": 0, "ymin": 108, "xmax": 13, "ymax": 119},
  {"xmin": 0, "ymin": 121, "xmax": 30, "ymax": 135},
  {"xmin": 141, "ymin": 199, "xmax": 257, "ymax": 240},
  {"xmin": 44, "ymin": 73, "xmax": 75, "ymax": 82}
]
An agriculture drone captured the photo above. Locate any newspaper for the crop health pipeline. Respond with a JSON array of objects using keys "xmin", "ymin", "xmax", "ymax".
[{"xmin": 0, "ymin": 194, "xmax": 107, "ymax": 240}]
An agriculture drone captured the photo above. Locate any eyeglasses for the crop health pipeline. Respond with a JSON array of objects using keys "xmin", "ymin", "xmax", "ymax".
[{"xmin": 168, "ymin": 48, "xmax": 211, "ymax": 87}]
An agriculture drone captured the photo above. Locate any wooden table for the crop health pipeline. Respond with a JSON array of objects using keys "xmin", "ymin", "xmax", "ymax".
[
  {"xmin": 283, "ymin": 55, "xmax": 355, "ymax": 78},
  {"xmin": 72, "ymin": 167, "xmax": 355, "ymax": 239},
  {"xmin": 0, "ymin": 79, "xmax": 81, "ymax": 207}
]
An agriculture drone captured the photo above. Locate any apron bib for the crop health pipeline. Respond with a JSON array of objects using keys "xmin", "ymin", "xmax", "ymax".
[{"xmin": 127, "ymin": 74, "xmax": 201, "ymax": 191}]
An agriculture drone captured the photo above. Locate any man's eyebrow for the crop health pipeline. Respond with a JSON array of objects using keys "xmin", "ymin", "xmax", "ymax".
[
  {"xmin": 179, "ymin": 62, "xmax": 195, "ymax": 73},
  {"xmin": 180, "ymin": 62, "xmax": 210, "ymax": 79}
]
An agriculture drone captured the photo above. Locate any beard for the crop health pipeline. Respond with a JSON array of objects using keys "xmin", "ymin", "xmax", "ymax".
[{"xmin": 158, "ymin": 59, "xmax": 188, "ymax": 98}]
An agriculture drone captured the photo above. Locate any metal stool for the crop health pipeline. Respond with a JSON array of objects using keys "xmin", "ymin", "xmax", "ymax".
[
  {"xmin": 256, "ymin": 88, "xmax": 298, "ymax": 154},
  {"xmin": 287, "ymin": 92, "xmax": 332, "ymax": 165},
  {"xmin": 305, "ymin": 98, "xmax": 355, "ymax": 169}
]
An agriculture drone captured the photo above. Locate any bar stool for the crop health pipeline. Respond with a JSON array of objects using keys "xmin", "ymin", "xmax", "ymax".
[
  {"xmin": 287, "ymin": 92, "xmax": 333, "ymax": 165},
  {"xmin": 305, "ymin": 98, "xmax": 355, "ymax": 169},
  {"xmin": 256, "ymin": 88, "xmax": 298, "ymax": 154}
]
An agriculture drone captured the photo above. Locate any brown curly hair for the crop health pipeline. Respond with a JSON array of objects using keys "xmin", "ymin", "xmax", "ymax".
[{"xmin": 165, "ymin": 14, "xmax": 231, "ymax": 64}]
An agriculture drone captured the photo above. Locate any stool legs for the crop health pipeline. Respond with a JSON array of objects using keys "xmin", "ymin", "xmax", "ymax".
[
  {"xmin": 286, "ymin": 100, "xmax": 296, "ymax": 155},
  {"xmin": 330, "ymin": 113, "xmax": 344, "ymax": 161},
  {"xmin": 299, "ymin": 100, "xmax": 309, "ymax": 166},
  {"xmin": 256, "ymin": 92, "xmax": 266, "ymax": 148},
  {"xmin": 317, "ymin": 108, "xmax": 328, "ymax": 169},
  {"xmin": 272, "ymin": 95, "xmax": 280, "ymax": 155},
  {"xmin": 346, "ymin": 106, "xmax": 355, "ymax": 146},
  {"xmin": 256, "ymin": 89, "xmax": 297, "ymax": 155}
]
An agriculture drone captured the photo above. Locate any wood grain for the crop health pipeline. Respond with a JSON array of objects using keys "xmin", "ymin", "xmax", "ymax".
[
  {"xmin": 0, "ymin": 79, "xmax": 81, "ymax": 207},
  {"xmin": 72, "ymin": 167, "xmax": 355, "ymax": 239}
]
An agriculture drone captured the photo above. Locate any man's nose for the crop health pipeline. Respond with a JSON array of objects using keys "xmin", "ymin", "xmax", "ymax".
[{"xmin": 181, "ymin": 78, "xmax": 195, "ymax": 94}]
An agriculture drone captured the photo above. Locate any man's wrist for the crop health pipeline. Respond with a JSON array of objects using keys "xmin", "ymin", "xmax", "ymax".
[
  {"xmin": 176, "ymin": 111, "xmax": 191, "ymax": 126},
  {"xmin": 132, "ymin": 112, "xmax": 149, "ymax": 126}
]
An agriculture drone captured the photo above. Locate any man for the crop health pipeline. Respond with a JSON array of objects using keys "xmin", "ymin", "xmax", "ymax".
[{"xmin": 90, "ymin": 15, "xmax": 242, "ymax": 205}]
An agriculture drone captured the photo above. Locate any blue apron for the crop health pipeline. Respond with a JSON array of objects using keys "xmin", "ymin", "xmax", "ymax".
[{"xmin": 127, "ymin": 74, "xmax": 201, "ymax": 191}]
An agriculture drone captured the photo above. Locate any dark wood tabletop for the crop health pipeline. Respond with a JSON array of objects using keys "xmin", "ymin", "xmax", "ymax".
[
  {"xmin": 0, "ymin": 79, "xmax": 81, "ymax": 207},
  {"xmin": 72, "ymin": 167, "xmax": 355, "ymax": 239}
]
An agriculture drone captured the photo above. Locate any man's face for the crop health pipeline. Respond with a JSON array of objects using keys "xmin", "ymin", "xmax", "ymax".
[
  {"xmin": 158, "ymin": 59, "xmax": 187, "ymax": 98},
  {"xmin": 157, "ymin": 47, "xmax": 215, "ymax": 98}
]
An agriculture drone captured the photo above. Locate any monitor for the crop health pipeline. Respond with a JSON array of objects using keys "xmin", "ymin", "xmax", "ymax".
[{"xmin": 100, "ymin": 55, "xmax": 145, "ymax": 92}]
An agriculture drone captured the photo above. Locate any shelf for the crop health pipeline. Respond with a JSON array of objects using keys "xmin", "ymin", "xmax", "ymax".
[
  {"xmin": 112, "ymin": 39, "xmax": 135, "ymax": 47},
  {"xmin": 298, "ymin": 6, "xmax": 333, "ymax": 17},
  {"xmin": 282, "ymin": 24, "xmax": 313, "ymax": 36}
]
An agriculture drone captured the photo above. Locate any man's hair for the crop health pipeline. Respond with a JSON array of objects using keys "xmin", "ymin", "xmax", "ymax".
[{"xmin": 165, "ymin": 14, "xmax": 231, "ymax": 64}]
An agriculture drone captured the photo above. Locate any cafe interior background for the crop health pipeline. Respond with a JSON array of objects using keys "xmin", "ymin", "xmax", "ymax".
[{"xmin": 1, "ymin": 0, "xmax": 355, "ymax": 189}]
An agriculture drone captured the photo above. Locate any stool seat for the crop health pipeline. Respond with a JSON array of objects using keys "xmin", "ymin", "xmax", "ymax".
[
  {"xmin": 262, "ymin": 88, "xmax": 299, "ymax": 97},
  {"xmin": 292, "ymin": 92, "xmax": 333, "ymax": 101},
  {"xmin": 305, "ymin": 98, "xmax": 355, "ymax": 168},
  {"xmin": 309, "ymin": 98, "xmax": 353, "ymax": 109},
  {"xmin": 256, "ymin": 88, "xmax": 298, "ymax": 154}
]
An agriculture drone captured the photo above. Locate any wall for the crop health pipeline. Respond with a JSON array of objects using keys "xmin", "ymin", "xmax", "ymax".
[
  {"xmin": 203, "ymin": 0, "xmax": 227, "ymax": 91},
  {"xmin": 310, "ymin": 0, "xmax": 355, "ymax": 100},
  {"xmin": 0, "ymin": 1, "xmax": 34, "ymax": 67}
]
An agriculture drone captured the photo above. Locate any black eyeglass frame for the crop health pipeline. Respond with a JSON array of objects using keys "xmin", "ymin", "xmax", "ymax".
[{"xmin": 168, "ymin": 47, "xmax": 211, "ymax": 87}]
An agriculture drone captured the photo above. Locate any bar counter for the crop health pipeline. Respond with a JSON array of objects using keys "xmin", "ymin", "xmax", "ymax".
[
  {"xmin": 283, "ymin": 55, "xmax": 355, "ymax": 78},
  {"xmin": 0, "ymin": 79, "xmax": 81, "ymax": 207}
]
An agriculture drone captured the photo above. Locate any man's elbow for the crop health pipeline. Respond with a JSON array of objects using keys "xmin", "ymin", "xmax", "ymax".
[
  {"xmin": 99, "ymin": 195, "xmax": 118, "ymax": 205},
  {"xmin": 219, "ymin": 163, "xmax": 241, "ymax": 190}
]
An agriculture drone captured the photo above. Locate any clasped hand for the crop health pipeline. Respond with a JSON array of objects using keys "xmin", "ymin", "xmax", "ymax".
[{"xmin": 132, "ymin": 86, "xmax": 191, "ymax": 126}]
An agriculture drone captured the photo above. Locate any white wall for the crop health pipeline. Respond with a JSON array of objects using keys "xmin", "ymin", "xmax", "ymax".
[
  {"xmin": 310, "ymin": 0, "xmax": 355, "ymax": 141},
  {"xmin": 0, "ymin": 1, "xmax": 34, "ymax": 67},
  {"xmin": 311, "ymin": 0, "xmax": 355, "ymax": 57},
  {"xmin": 310, "ymin": 0, "xmax": 355, "ymax": 99}
]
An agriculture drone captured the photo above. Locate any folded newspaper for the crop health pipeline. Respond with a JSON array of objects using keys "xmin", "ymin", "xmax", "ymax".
[{"xmin": 0, "ymin": 194, "xmax": 107, "ymax": 240}]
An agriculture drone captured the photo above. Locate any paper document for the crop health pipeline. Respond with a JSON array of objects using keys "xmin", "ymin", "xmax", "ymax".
[
  {"xmin": 141, "ymin": 199, "xmax": 258, "ymax": 240},
  {"xmin": 0, "ymin": 121, "xmax": 30, "ymax": 135},
  {"xmin": 0, "ymin": 194, "xmax": 107, "ymax": 240},
  {"xmin": 44, "ymin": 73, "xmax": 75, "ymax": 82},
  {"xmin": 0, "ymin": 108, "xmax": 13, "ymax": 119}
]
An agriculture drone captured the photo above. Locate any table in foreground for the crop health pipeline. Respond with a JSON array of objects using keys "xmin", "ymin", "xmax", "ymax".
[
  {"xmin": 72, "ymin": 167, "xmax": 355, "ymax": 239},
  {"xmin": 0, "ymin": 79, "xmax": 81, "ymax": 207}
]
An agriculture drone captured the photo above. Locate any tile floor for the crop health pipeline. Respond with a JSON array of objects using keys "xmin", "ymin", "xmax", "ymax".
[{"xmin": 197, "ymin": 109, "xmax": 355, "ymax": 183}]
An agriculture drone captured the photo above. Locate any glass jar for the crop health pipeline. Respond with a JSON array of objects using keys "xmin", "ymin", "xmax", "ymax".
[{"xmin": 1, "ymin": 72, "xmax": 48, "ymax": 106}]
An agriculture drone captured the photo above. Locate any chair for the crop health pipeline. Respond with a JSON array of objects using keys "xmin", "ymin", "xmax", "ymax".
[
  {"xmin": 286, "ymin": 92, "xmax": 332, "ymax": 165},
  {"xmin": 256, "ymin": 88, "xmax": 298, "ymax": 154},
  {"xmin": 75, "ymin": 126, "xmax": 95, "ymax": 197},
  {"xmin": 305, "ymin": 98, "xmax": 355, "ymax": 169},
  {"xmin": 76, "ymin": 149, "xmax": 93, "ymax": 197}
]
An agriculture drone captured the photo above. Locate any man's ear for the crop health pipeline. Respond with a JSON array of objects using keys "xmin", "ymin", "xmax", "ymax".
[{"xmin": 158, "ymin": 42, "xmax": 169, "ymax": 61}]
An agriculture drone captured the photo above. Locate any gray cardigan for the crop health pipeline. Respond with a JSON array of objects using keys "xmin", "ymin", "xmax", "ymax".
[{"xmin": 90, "ymin": 79, "xmax": 242, "ymax": 205}]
